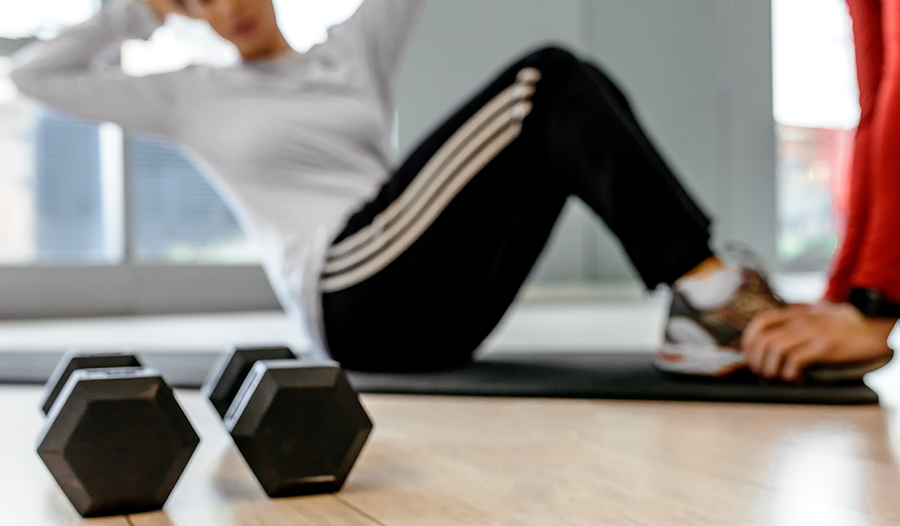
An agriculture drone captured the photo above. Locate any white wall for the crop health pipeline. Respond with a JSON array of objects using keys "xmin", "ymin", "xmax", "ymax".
[{"xmin": 394, "ymin": 0, "xmax": 777, "ymax": 284}]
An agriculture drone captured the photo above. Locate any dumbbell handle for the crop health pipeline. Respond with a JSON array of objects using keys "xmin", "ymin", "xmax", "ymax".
[{"xmin": 41, "ymin": 352, "xmax": 142, "ymax": 415}]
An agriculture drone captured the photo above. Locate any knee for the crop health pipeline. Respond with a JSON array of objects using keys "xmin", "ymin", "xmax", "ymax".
[
  {"xmin": 520, "ymin": 45, "xmax": 581, "ymax": 74},
  {"xmin": 529, "ymin": 45, "xmax": 577, "ymax": 60}
]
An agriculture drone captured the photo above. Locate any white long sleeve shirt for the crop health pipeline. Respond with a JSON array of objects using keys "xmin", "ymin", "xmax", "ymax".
[{"xmin": 11, "ymin": 0, "xmax": 423, "ymax": 350}]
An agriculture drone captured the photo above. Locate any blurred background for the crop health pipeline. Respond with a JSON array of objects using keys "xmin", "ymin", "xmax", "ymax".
[{"xmin": 0, "ymin": 0, "xmax": 858, "ymax": 318}]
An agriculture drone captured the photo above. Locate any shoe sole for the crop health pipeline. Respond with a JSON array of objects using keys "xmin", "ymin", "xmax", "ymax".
[
  {"xmin": 654, "ymin": 342, "xmax": 746, "ymax": 377},
  {"xmin": 656, "ymin": 345, "xmax": 893, "ymax": 383}
]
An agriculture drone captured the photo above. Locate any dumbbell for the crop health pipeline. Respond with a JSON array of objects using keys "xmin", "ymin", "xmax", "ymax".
[
  {"xmin": 202, "ymin": 346, "xmax": 373, "ymax": 498},
  {"xmin": 37, "ymin": 351, "xmax": 200, "ymax": 517}
]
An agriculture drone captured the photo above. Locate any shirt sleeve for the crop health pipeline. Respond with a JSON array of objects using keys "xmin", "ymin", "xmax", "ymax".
[
  {"xmin": 10, "ymin": 0, "xmax": 181, "ymax": 138},
  {"xmin": 336, "ymin": 0, "xmax": 424, "ymax": 104}
]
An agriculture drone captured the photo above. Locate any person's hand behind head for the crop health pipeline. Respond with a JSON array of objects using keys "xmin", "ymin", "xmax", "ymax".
[{"xmin": 143, "ymin": 0, "xmax": 190, "ymax": 22}]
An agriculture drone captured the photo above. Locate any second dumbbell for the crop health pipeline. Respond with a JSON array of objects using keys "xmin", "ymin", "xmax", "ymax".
[{"xmin": 203, "ymin": 346, "xmax": 373, "ymax": 497}]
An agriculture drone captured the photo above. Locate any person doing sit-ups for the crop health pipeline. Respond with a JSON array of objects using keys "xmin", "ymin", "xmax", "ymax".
[{"xmin": 11, "ymin": 0, "xmax": 897, "ymax": 380}]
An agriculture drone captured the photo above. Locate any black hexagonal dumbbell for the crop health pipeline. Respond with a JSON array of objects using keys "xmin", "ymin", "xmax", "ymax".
[
  {"xmin": 37, "ymin": 351, "xmax": 200, "ymax": 517},
  {"xmin": 203, "ymin": 346, "xmax": 373, "ymax": 498}
]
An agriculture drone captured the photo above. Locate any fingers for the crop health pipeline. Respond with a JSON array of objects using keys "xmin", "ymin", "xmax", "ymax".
[
  {"xmin": 741, "ymin": 305, "xmax": 809, "ymax": 351},
  {"xmin": 746, "ymin": 329, "xmax": 811, "ymax": 379},
  {"xmin": 742, "ymin": 313, "xmax": 782, "ymax": 354},
  {"xmin": 742, "ymin": 308, "xmax": 798, "ymax": 369},
  {"xmin": 743, "ymin": 326, "xmax": 776, "ymax": 375},
  {"xmin": 762, "ymin": 336, "xmax": 807, "ymax": 379},
  {"xmin": 742, "ymin": 306, "xmax": 821, "ymax": 381},
  {"xmin": 781, "ymin": 345, "xmax": 824, "ymax": 382}
]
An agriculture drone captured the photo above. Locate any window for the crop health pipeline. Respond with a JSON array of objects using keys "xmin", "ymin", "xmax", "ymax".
[
  {"xmin": 0, "ymin": 0, "xmax": 109, "ymax": 264},
  {"xmin": 0, "ymin": 56, "xmax": 42, "ymax": 264},
  {"xmin": 0, "ymin": 0, "xmax": 363, "ymax": 316},
  {"xmin": 773, "ymin": 0, "xmax": 859, "ymax": 272},
  {"xmin": 1, "ymin": 61, "xmax": 126, "ymax": 265}
]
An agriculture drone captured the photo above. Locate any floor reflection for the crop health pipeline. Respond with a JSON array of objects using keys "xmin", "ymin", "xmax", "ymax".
[
  {"xmin": 759, "ymin": 397, "xmax": 900, "ymax": 525},
  {"xmin": 764, "ymin": 428, "xmax": 867, "ymax": 525},
  {"xmin": 866, "ymin": 357, "xmax": 900, "ymax": 462}
]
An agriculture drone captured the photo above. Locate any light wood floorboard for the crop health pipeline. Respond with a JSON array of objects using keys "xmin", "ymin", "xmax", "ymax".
[
  {"xmin": 342, "ymin": 397, "xmax": 900, "ymax": 526},
  {"xmin": 3, "ymin": 380, "xmax": 900, "ymax": 525}
]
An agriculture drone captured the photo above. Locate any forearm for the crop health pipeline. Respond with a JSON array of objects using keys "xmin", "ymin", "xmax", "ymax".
[
  {"xmin": 9, "ymin": 0, "xmax": 181, "ymax": 136},
  {"xmin": 11, "ymin": 0, "xmax": 161, "ymax": 113}
]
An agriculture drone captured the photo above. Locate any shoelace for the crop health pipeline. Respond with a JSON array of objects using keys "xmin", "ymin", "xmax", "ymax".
[
  {"xmin": 718, "ymin": 240, "xmax": 788, "ymax": 305},
  {"xmin": 718, "ymin": 240, "xmax": 771, "ymax": 277}
]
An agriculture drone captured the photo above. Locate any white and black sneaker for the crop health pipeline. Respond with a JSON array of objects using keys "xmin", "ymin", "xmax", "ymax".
[
  {"xmin": 655, "ymin": 267, "xmax": 893, "ymax": 382},
  {"xmin": 655, "ymin": 268, "xmax": 784, "ymax": 377}
]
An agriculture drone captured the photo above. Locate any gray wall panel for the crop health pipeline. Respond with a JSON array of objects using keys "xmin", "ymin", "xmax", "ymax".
[
  {"xmin": 396, "ymin": 0, "xmax": 584, "ymax": 154},
  {"xmin": 394, "ymin": 0, "xmax": 776, "ymax": 285},
  {"xmin": 581, "ymin": 0, "xmax": 721, "ymax": 282},
  {"xmin": 394, "ymin": 0, "xmax": 594, "ymax": 281}
]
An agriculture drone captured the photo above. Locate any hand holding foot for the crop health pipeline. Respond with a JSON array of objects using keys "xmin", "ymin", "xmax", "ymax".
[{"xmin": 741, "ymin": 302, "xmax": 895, "ymax": 382}]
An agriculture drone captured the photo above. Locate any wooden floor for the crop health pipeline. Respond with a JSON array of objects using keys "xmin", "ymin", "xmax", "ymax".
[
  {"xmin": 0, "ymin": 368, "xmax": 900, "ymax": 526},
  {"xmin": 4, "ymin": 380, "xmax": 900, "ymax": 526}
]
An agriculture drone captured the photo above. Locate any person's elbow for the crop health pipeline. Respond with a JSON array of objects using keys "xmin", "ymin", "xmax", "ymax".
[
  {"xmin": 9, "ymin": 47, "xmax": 49, "ymax": 100},
  {"xmin": 10, "ymin": 67, "xmax": 60, "ymax": 107},
  {"xmin": 9, "ymin": 64, "xmax": 35, "ymax": 96}
]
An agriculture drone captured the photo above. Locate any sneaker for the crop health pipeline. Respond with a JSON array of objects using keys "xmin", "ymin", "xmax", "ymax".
[
  {"xmin": 655, "ymin": 268, "xmax": 893, "ymax": 382},
  {"xmin": 654, "ymin": 268, "xmax": 785, "ymax": 377}
]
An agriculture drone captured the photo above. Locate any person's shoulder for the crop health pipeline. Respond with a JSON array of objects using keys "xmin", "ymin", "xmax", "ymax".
[
  {"xmin": 163, "ymin": 62, "xmax": 243, "ymax": 86},
  {"xmin": 125, "ymin": 63, "xmax": 243, "ymax": 106}
]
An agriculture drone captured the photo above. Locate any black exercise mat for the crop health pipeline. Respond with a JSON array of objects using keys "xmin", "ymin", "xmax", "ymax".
[{"xmin": 346, "ymin": 352, "xmax": 880, "ymax": 405}]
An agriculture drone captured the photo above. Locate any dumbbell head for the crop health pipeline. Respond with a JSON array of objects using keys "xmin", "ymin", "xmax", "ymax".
[
  {"xmin": 224, "ymin": 360, "xmax": 373, "ymax": 498},
  {"xmin": 37, "ymin": 367, "xmax": 199, "ymax": 517},
  {"xmin": 202, "ymin": 346, "xmax": 297, "ymax": 418},
  {"xmin": 41, "ymin": 350, "xmax": 142, "ymax": 415}
]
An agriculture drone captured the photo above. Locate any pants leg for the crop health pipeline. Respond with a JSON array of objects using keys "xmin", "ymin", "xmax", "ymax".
[
  {"xmin": 828, "ymin": 0, "xmax": 882, "ymax": 301},
  {"xmin": 549, "ymin": 59, "xmax": 713, "ymax": 286},
  {"xmin": 322, "ymin": 47, "xmax": 712, "ymax": 371}
]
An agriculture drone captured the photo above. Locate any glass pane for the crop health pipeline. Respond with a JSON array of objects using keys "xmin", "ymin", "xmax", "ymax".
[
  {"xmin": 0, "ymin": 0, "xmax": 122, "ymax": 265},
  {"xmin": 773, "ymin": 0, "xmax": 859, "ymax": 271},
  {"xmin": 34, "ymin": 109, "xmax": 106, "ymax": 262},
  {"xmin": 129, "ymin": 134, "xmax": 260, "ymax": 264},
  {"xmin": 0, "ymin": 68, "xmax": 121, "ymax": 265},
  {"xmin": 0, "ymin": 57, "xmax": 37, "ymax": 264}
]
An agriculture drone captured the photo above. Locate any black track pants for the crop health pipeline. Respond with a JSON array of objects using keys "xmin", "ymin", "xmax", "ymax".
[{"xmin": 320, "ymin": 46, "xmax": 713, "ymax": 372}]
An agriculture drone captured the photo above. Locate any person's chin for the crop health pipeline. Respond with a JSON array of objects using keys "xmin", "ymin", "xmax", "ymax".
[{"xmin": 235, "ymin": 40, "xmax": 265, "ymax": 60}]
